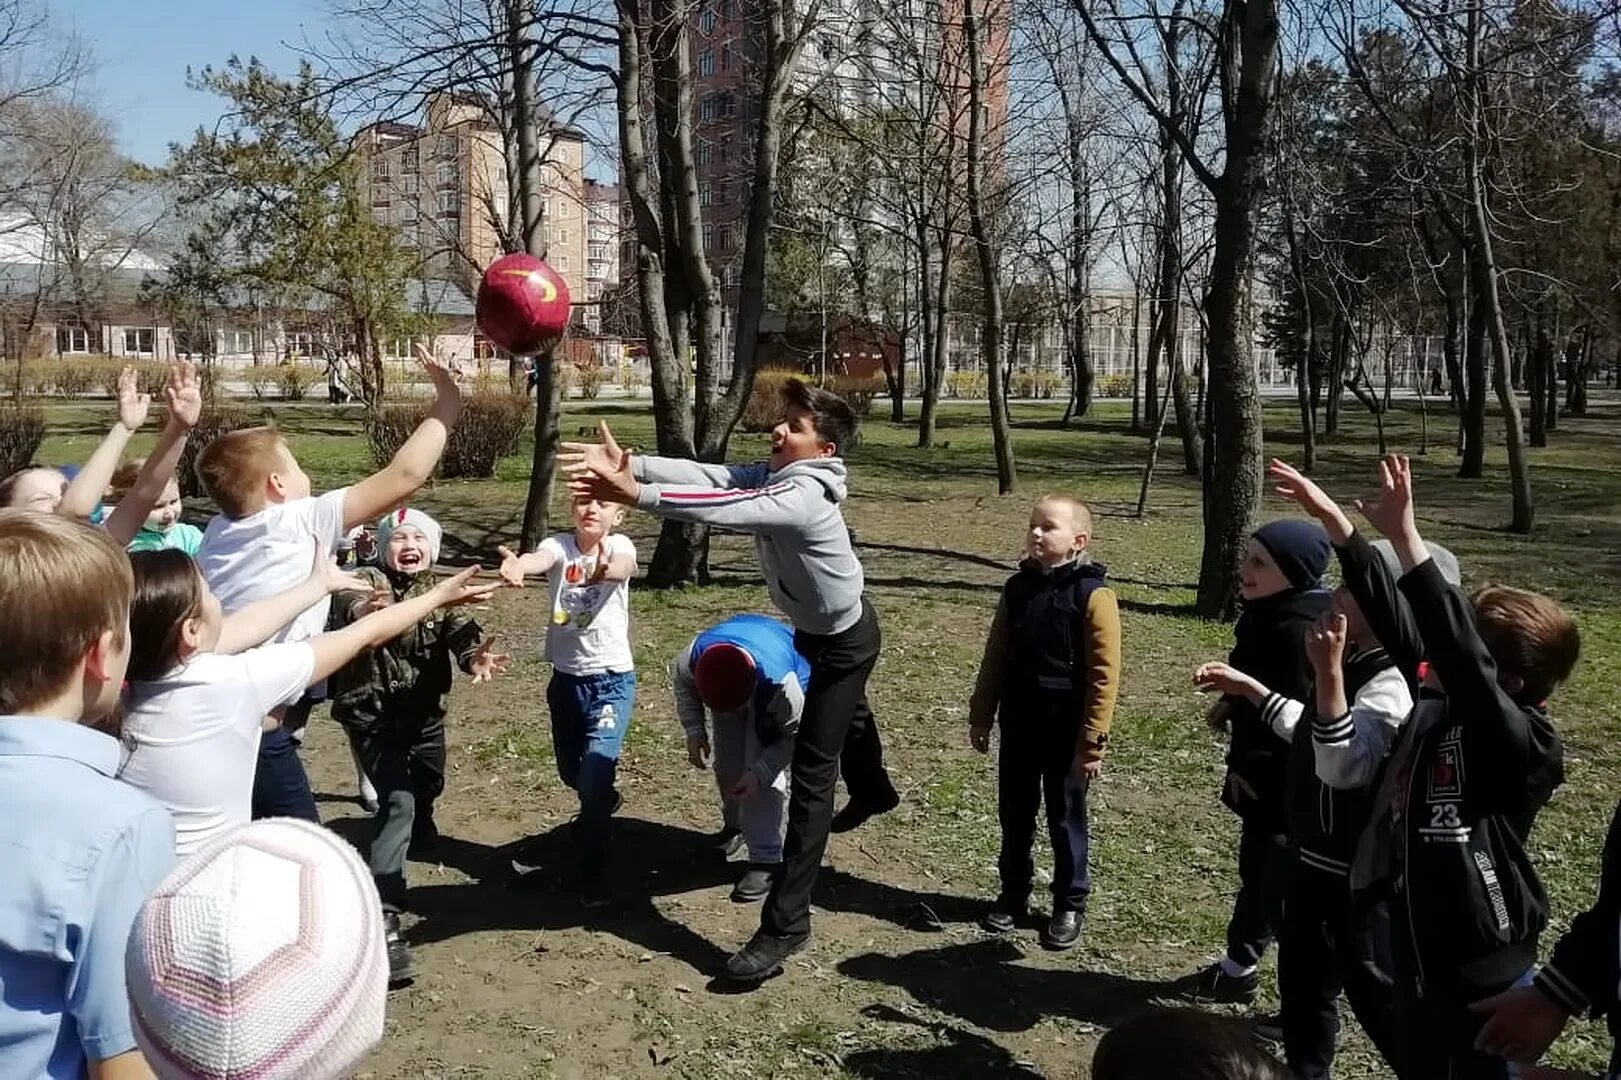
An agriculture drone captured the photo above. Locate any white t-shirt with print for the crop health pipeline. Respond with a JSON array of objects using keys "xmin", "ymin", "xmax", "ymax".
[
  {"xmin": 197, "ymin": 488, "xmax": 350, "ymax": 644},
  {"xmin": 119, "ymin": 643, "xmax": 316, "ymax": 857},
  {"xmin": 539, "ymin": 532, "xmax": 636, "ymax": 676}
]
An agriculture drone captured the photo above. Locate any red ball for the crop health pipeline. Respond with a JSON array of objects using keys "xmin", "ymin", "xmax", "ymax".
[{"xmin": 476, "ymin": 253, "xmax": 572, "ymax": 355}]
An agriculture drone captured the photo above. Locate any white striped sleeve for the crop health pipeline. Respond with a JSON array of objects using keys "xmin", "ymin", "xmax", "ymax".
[
  {"xmin": 1314, "ymin": 666, "xmax": 1414, "ymax": 790},
  {"xmin": 1262, "ymin": 692, "xmax": 1305, "ymax": 742}
]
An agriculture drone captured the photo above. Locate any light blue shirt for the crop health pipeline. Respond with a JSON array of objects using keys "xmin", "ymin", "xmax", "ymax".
[{"xmin": 0, "ymin": 717, "xmax": 176, "ymax": 1078}]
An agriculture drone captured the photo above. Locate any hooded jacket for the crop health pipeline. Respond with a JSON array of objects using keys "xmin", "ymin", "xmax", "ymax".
[{"xmin": 633, "ymin": 456, "xmax": 863, "ymax": 635}]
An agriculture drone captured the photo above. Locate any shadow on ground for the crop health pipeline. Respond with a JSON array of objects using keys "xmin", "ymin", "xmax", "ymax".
[{"xmin": 845, "ymin": 1005, "xmax": 1047, "ymax": 1078}]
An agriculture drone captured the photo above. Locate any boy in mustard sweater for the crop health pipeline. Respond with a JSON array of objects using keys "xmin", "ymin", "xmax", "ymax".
[{"xmin": 969, "ymin": 494, "xmax": 1121, "ymax": 949}]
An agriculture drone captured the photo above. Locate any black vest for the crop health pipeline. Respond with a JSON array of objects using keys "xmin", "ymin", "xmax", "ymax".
[
  {"xmin": 1286, "ymin": 646, "xmax": 1398, "ymax": 876},
  {"xmin": 1001, "ymin": 559, "xmax": 1109, "ymax": 708}
]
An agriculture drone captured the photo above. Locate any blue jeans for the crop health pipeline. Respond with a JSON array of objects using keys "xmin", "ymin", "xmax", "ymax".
[
  {"xmin": 548, "ymin": 670, "xmax": 635, "ymax": 877},
  {"xmin": 251, "ymin": 725, "xmax": 319, "ymax": 823}
]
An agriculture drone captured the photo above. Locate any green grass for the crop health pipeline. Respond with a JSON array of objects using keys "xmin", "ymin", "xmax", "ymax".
[{"xmin": 40, "ymin": 390, "xmax": 1621, "ymax": 1076}]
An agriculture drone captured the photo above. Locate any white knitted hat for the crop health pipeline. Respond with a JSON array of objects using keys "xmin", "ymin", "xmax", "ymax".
[
  {"xmin": 126, "ymin": 818, "xmax": 389, "ymax": 1080},
  {"xmin": 375, "ymin": 506, "xmax": 443, "ymax": 565}
]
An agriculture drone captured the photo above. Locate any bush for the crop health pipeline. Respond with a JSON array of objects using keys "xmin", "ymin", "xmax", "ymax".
[
  {"xmin": 826, "ymin": 373, "xmax": 883, "ymax": 416},
  {"xmin": 179, "ymin": 405, "xmax": 257, "ymax": 500},
  {"xmin": 945, "ymin": 370, "xmax": 987, "ymax": 399},
  {"xmin": 0, "ymin": 404, "xmax": 45, "ymax": 478},
  {"xmin": 246, "ymin": 364, "xmax": 277, "ymax": 402},
  {"xmin": 1011, "ymin": 370, "xmax": 1062, "ymax": 400},
  {"xmin": 367, "ymin": 391, "xmax": 529, "ymax": 479},
  {"xmin": 277, "ymin": 363, "xmax": 320, "ymax": 401},
  {"xmin": 575, "ymin": 362, "xmax": 604, "ymax": 400},
  {"xmin": 1097, "ymin": 373, "xmax": 1133, "ymax": 399},
  {"xmin": 137, "ymin": 361, "xmax": 168, "ymax": 399},
  {"xmin": 97, "ymin": 359, "xmax": 126, "ymax": 398},
  {"xmin": 53, "ymin": 359, "xmax": 99, "ymax": 398}
]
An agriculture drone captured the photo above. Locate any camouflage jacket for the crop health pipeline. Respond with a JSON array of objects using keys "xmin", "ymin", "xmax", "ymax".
[{"xmin": 326, "ymin": 566, "xmax": 485, "ymax": 736}]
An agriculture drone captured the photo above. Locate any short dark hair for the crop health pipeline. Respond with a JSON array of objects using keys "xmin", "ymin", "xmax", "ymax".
[
  {"xmin": 1472, "ymin": 585, "xmax": 1580, "ymax": 704},
  {"xmin": 1092, "ymin": 1009, "xmax": 1290, "ymax": 1080},
  {"xmin": 782, "ymin": 378, "xmax": 857, "ymax": 456}
]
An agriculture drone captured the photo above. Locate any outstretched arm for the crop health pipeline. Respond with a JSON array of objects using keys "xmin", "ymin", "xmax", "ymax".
[
  {"xmin": 60, "ymin": 366, "xmax": 149, "ymax": 522},
  {"xmin": 343, "ymin": 346, "xmax": 463, "ymax": 530},
  {"xmin": 497, "ymin": 541, "xmax": 562, "ymax": 586},
  {"xmin": 216, "ymin": 551, "xmax": 376, "ymax": 655},
  {"xmin": 307, "ymin": 568, "xmax": 496, "ymax": 685},
  {"xmin": 101, "ymin": 364, "xmax": 204, "ymax": 545}
]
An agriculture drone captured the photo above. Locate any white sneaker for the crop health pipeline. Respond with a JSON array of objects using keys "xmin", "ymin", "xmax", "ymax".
[{"xmin": 358, "ymin": 770, "xmax": 379, "ymax": 815}]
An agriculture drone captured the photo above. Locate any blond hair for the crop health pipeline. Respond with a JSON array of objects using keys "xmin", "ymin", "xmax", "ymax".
[
  {"xmin": 195, "ymin": 427, "xmax": 284, "ymax": 518},
  {"xmin": 0, "ymin": 510, "xmax": 132, "ymax": 714},
  {"xmin": 1472, "ymin": 585, "xmax": 1580, "ymax": 704},
  {"xmin": 1037, "ymin": 493, "xmax": 1094, "ymax": 537}
]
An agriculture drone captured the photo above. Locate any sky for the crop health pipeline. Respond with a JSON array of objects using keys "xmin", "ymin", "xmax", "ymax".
[{"xmin": 68, "ymin": 0, "xmax": 329, "ymax": 166}]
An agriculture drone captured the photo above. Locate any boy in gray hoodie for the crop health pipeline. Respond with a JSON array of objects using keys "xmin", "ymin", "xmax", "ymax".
[{"xmin": 563, "ymin": 378, "xmax": 898, "ymax": 983}]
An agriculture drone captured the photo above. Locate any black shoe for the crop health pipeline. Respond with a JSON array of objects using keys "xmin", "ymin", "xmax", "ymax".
[
  {"xmin": 579, "ymin": 877, "xmax": 613, "ymax": 910},
  {"xmin": 730, "ymin": 865, "xmax": 775, "ymax": 903},
  {"xmin": 980, "ymin": 899, "xmax": 1026, "ymax": 934},
  {"xmin": 384, "ymin": 912, "xmax": 417, "ymax": 986},
  {"xmin": 1171, "ymin": 962, "xmax": 1260, "ymax": 1005},
  {"xmin": 830, "ymin": 789, "xmax": 900, "ymax": 834},
  {"xmin": 408, "ymin": 818, "xmax": 440, "ymax": 858},
  {"xmin": 1251, "ymin": 1013, "xmax": 1284, "ymax": 1045},
  {"xmin": 1042, "ymin": 910, "xmax": 1082, "ymax": 950},
  {"xmin": 713, "ymin": 826, "xmax": 745, "ymax": 861},
  {"xmin": 723, "ymin": 929, "xmax": 810, "ymax": 982}
]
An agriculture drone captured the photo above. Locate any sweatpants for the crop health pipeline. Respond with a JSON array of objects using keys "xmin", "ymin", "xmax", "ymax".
[
  {"xmin": 1278, "ymin": 864, "xmax": 1400, "ymax": 1078},
  {"xmin": 346, "ymin": 712, "xmax": 447, "ymax": 913},
  {"xmin": 760, "ymin": 599, "xmax": 896, "ymax": 938},
  {"xmin": 711, "ymin": 710, "xmax": 789, "ymax": 863},
  {"xmin": 1225, "ymin": 818, "xmax": 1292, "ymax": 970},
  {"xmin": 995, "ymin": 712, "xmax": 1091, "ymax": 914},
  {"xmin": 548, "ymin": 669, "xmax": 636, "ymax": 881}
]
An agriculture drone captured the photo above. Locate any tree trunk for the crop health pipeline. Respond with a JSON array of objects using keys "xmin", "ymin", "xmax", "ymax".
[
  {"xmin": 1284, "ymin": 205, "xmax": 1316, "ymax": 471},
  {"xmin": 1193, "ymin": 0, "xmax": 1276, "ymax": 620},
  {"xmin": 519, "ymin": 342, "xmax": 564, "ymax": 550},
  {"xmin": 964, "ymin": 0, "xmax": 1015, "ymax": 493},
  {"xmin": 1460, "ymin": 273, "xmax": 1487, "ymax": 478},
  {"xmin": 1528, "ymin": 306, "xmax": 1548, "ymax": 448},
  {"xmin": 917, "ymin": 232, "xmax": 952, "ymax": 448},
  {"xmin": 1129, "ymin": 288, "xmax": 1142, "ymax": 430},
  {"xmin": 1325, "ymin": 314, "xmax": 1346, "ymax": 436}
]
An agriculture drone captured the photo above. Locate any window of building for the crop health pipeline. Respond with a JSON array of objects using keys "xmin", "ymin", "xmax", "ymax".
[
  {"xmin": 399, "ymin": 202, "xmax": 418, "ymax": 222},
  {"xmin": 436, "ymin": 134, "xmax": 457, "ymax": 159},
  {"xmin": 402, "ymin": 145, "xmax": 419, "ymax": 173},
  {"xmin": 703, "ymin": 223, "xmax": 715, "ymax": 250},
  {"xmin": 122, "ymin": 328, "xmax": 155, "ymax": 355},
  {"xmin": 223, "ymin": 329, "xmax": 253, "ymax": 354},
  {"xmin": 56, "ymin": 326, "xmax": 90, "ymax": 354},
  {"xmin": 388, "ymin": 337, "xmax": 418, "ymax": 358},
  {"xmin": 700, "ymin": 94, "xmax": 718, "ymax": 122},
  {"xmin": 720, "ymin": 225, "xmax": 735, "ymax": 253},
  {"xmin": 436, "ymin": 161, "xmax": 458, "ymax": 186},
  {"xmin": 697, "ymin": 48, "xmax": 715, "ymax": 76},
  {"xmin": 403, "ymin": 174, "xmax": 419, "ymax": 194},
  {"xmin": 371, "ymin": 156, "xmax": 390, "ymax": 182},
  {"xmin": 557, "ymin": 228, "xmax": 568, "ymax": 244},
  {"xmin": 719, "ymin": 136, "xmax": 732, "ymax": 162},
  {"xmin": 699, "ymin": 182, "xmax": 713, "ymax": 206},
  {"xmin": 287, "ymin": 332, "xmax": 317, "ymax": 357},
  {"xmin": 699, "ymin": 5, "xmax": 717, "ymax": 32},
  {"xmin": 697, "ymin": 140, "xmax": 712, "ymax": 165},
  {"xmin": 556, "ymin": 255, "xmax": 570, "ymax": 271},
  {"xmin": 438, "ymin": 190, "xmax": 461, "ymax": 214}
]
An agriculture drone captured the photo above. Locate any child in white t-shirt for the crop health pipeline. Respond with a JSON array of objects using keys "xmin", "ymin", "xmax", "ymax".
[
  {"xmin": 118, "ymin": 548, "xmax": 493, "ymax": 856},
  {"xmin": 499, "ymin": 496, "xmax": 637, "ymax": 907},
  {"xmin": 192, "ymin": 347, "xmax": 463, "ymax": 821}
]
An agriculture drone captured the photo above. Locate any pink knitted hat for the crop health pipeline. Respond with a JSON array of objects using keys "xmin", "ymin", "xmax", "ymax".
[{"xmin": 125, "ymin": 818, "xmax": 390, "ymax": 1079}]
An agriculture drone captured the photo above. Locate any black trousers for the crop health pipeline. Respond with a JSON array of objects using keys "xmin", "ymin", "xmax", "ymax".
[
  {"xmin": 251, "ymin": 724, "xmax": 319, "ymax": 823},
  {"xmin": 996, "ymin": 715, "xmax": 1091, "ymax": 914},
  {"xmin": 346, "ymin": 712, "xmax": 447, "ymax": 912},
  {"xmin": 1225, "ymin": 817, "xmax": 1292, "ymax": 969},
  {"xmin": 1386, "ymin": 903, "xmax": 1516, "ymax": 1080},
  {"xmin": 1279, "ymin": 866, "xmax": 1400, "ymax": 1078},
  {"xmin": 760, "ymin": 599, "xmax": 895, "ymax": 938}
]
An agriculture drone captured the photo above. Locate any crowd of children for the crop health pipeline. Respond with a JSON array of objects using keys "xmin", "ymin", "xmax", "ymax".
[{"xmin": 0, "ymin": 352, "xmax": 1611, "ymax": 1080}]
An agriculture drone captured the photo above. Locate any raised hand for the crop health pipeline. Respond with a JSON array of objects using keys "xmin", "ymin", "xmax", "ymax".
[
  {"xmin": 1306, "ymin": 612, "xmax": 1348, "ymax": 675},
  {"xmin": 117, "ymin": 366, "xmax": 152, "ymax": 431},
  {"xmin": 310, "ymin": 545, "xmax": 373, "ymax": 595},
  {"xmin": 468, "ymin": 636, "xmax": 510, "ymax": 683},
  {"xmin": 1356, "ymin": 454, "xmax": 1417, "ymax": 542},
  {"xmin": 430, "ymin": 566, "xmax": 500, "ymax": 608},
  {"xmin": 1269, "ymin": 458, "xmax": 1353, "ymax": 543},
  {"xmin": 165, "ymin": 362, "xmax": 204, "ymax": 431},
  {"xmin": 565, "ymin": 435, "xmax": 638, "ymax": 506},
  {"xmin": 1194, "ymin": 661, "xmax": 1264, "ymax": 702},
  {"xmin": 1471, "ymin": 984, "xmax": 1570, "ymax": 1064},
  {"xmin": 561, "ymin": 421, "xmax": 628, "ymax": 480},
  {"xmin": 415, "ymin": 342, "xmax": 464, "ymax": 421},
  {"xmin": 497, "ymin": 544, "xmax": 526, "ymax": 587}
]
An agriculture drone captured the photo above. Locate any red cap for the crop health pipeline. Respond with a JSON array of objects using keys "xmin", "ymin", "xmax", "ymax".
[{"xmin": 693, "ymin": 643, "xmax": 756, "ymax": 712}]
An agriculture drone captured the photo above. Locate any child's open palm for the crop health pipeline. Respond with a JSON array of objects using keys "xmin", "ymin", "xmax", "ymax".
[
  {"xmin": 165, "ymin": 361, "xmax": 204, "ymax": 431},
  {"xmin": 496, "ymin": 545, "xmax": 527, "ymax": 587},
  {"xmin": 117, "ymin": 366, "xmax": 152, "ymax": 430},
  {"xmin": 1269, "ymin": 458, "xmax": 1354, "ymax": 542},
  {"xmin": 1356, "ymin": 454, "xmax": 1417, "ymax": 540},
  {"xmin": 430, "ymin": 566, "xmax": 500, "ymax": 609},
  {"xmin": 414, "ymin": 342, "xmax": 464, "ymax": 419},
  {"xmin": 310, "ymin": 546, "xmax": 372, "ymax": 596},
  {"xmin": 561, "ymin": 420, "xmax": 627, "ymax": 479},
  {"xmin": 468, "ymin": 636, "xmax": 510, "ymax": 683}
]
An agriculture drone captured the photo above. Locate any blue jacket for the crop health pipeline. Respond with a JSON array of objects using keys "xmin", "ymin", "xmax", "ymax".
[{"xmin": 673, "ymin": 614, "xmax": 809, "ymax": 785}]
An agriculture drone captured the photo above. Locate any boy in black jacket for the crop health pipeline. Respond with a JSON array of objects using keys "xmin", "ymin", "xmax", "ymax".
[
  {"xmin": 1294, "ymin": 454, "xmax": 1579, "ymax": 1079},
  {"xmin": 1470, "ymin": 798, "xmax": 1621, "ymax": 1076},
  {"xmin": 1179, "ymin": 519, "xmax": 1334, "ymax": 1004}
]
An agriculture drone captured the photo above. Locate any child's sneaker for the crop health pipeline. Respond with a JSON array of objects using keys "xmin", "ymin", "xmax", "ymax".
[
  {"xmin": 384, "ymin": 912, "xmax": 417, "ymax": 986},
  {"xmin": 712, "ymin": 825, "xmax": 745, "ymax": 861},
  {"xmin": 1171, "ymin": 962, "xmax": 1259, "ymax": 1005}
]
